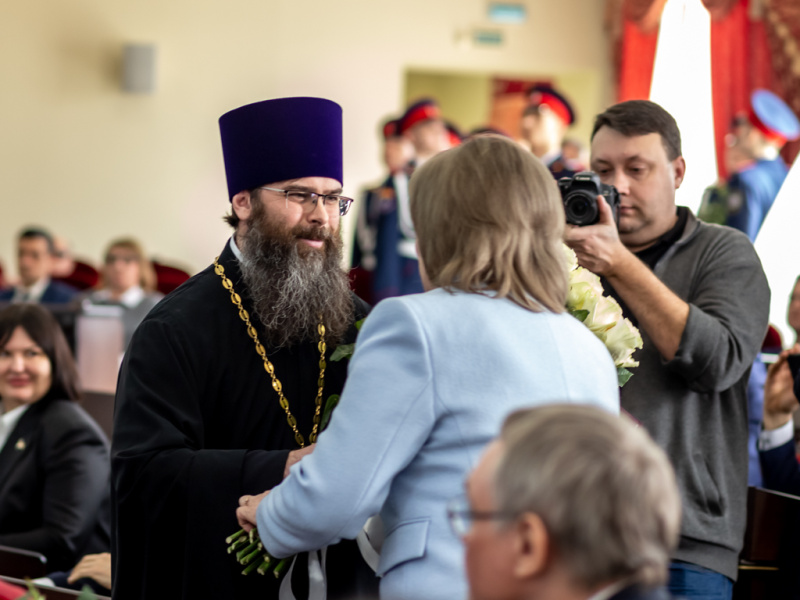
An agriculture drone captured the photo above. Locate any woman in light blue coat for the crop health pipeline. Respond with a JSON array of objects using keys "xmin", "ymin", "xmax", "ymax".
[{"xmin": 238, "ymin": 135, "xmax": 620, "ymax": 600}]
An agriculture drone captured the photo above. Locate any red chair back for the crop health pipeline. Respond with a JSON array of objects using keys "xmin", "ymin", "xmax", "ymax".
[
  {"xmin": 53, "ymin": 260, "xmax": 100, "ymax": 291},
  {"xmin": 152, "ymin": 260, "xmax": 192, "ymax": 295}
]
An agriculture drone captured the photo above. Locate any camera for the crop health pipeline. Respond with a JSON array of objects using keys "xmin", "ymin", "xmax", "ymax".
[{"xmin": 557, "ymin": 171, "xmax": 620, "ymax": 227}]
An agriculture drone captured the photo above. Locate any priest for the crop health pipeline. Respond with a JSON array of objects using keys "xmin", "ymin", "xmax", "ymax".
[{"xmin": 111, "ymin": 97, "xmax": 373, "ymax": 600}]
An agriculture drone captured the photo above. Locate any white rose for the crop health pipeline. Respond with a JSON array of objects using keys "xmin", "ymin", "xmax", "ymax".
[
  {"xmin": 563, "ymin": 244, "xmax": 578, "ymax": 272},
  {"xmin": 604, "ymin": 318, "xmax": 643, "ymax": 368}
]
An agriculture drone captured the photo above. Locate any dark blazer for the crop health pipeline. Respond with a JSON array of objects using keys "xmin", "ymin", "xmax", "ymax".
[
  {"xmin": 760, "ymin": 439, "xmax": 800, "ymax": 496},
  {"xmin": 0, "ymin": 280, "xmax": 78, "ymax": 304},
  {"xmin": 0, "ymin": 399, "xmax": 111, "ymax": 572}
]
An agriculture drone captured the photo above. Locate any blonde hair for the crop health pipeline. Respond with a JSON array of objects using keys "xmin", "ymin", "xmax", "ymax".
[
  {"xmin": 104, "ymin": 237, "xmax": 157, "ymax": 292},
  {"xmin": 497, "ymin": 405, "xmax": 681, "ymax": 588},
  {"xmin": 409, "ymin": 135, "xmax": 567, "ymax": 313}
]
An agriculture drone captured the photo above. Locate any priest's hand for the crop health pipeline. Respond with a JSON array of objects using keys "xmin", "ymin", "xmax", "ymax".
[
  {"xmin": 237, "ymin": 491, "xmax": 270, "ymax": 533},
  {"xmin": 284, "ymin": 444, "xmax": 315, "ymax": 479}
]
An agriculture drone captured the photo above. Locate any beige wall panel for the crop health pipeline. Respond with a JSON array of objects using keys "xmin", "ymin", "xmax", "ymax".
[{"xmin": 0, "ymin": 0, "xmax": 611, "ymax": 277}]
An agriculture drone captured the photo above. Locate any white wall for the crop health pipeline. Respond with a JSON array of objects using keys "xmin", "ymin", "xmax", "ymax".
[{"xmin": 0, "ymin": 0, "xmax": 612, "ymax": 276}]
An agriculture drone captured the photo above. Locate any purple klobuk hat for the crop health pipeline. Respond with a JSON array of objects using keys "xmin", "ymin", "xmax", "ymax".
[{"xmin": 219, "ymin": 97, "xmax": 343, "ymax": 200}]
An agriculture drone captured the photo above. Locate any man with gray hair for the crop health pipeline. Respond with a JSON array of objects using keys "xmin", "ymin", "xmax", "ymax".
[{"xmin": 454, "ymin": 404, "xmax": 680, "ymax": 600}]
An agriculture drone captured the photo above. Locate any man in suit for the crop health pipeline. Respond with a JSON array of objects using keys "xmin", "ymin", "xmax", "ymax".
[
  {"xmin": 0, "ymin": 228, "xmax": 77, "ymax": 304},
  {"xmin": 758, "ymin": 344, "xmax": 800, "ymax": 495},
  {"xmin": 461, "ymin": 405, "xmax": 679, "ymax": 600}
]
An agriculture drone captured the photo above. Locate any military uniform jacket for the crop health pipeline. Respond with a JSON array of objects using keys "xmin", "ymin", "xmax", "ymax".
[{"xmin": 111, "ymin": 241, "xmax": 370, "ymax": 600}]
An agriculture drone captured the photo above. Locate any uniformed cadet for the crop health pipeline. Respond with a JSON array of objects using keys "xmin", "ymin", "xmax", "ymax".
[
  {"xmin": 699, "ymin": 89, "xmax": 800, "ymax": 241},
  {"xmin": 355, "ymin": 99, "xmax": 453, "ymax": 302},
  {"xmin": 519, "ymin": 84, "xmax": 584, "ymax": 180},
  {"xmin": 350, "ymin": 118, "xmax": 414, "ymax": 304}
]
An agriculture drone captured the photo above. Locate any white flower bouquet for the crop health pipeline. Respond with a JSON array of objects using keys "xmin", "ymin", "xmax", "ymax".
[{"xmin": 563, "ymin": 245, "xmax": 643, "ymax": 386}]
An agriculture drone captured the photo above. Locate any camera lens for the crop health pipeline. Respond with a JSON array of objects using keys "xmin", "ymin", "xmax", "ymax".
[{"xmin": 564, "ymin": 191, "xmax": 599, "ymax": 226}]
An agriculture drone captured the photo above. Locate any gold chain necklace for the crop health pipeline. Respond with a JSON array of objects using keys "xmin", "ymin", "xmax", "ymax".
[{"xmin": 214, "ymin": 257, "xmax": 326, "ymax": 448}]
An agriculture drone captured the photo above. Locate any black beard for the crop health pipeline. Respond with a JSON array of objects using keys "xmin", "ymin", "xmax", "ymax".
[{"xmin": 237, "ymin": 202, "xmax": 354, "ymax": 349}]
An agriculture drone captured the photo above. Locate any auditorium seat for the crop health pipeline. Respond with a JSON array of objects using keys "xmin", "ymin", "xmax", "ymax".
[
  {"xmin": 53, "ymin": 260, "xmax": 100, "ymax": 291},
  {"xmin": 0, "ymin": 545, "xmax": 47, "ymax": 579},
  {"xmin": 733, "ymin": 486, "xmax": 800, "ymax": 599},
  {"xmin": 152, "ymin": 259, "xmax": 191, "ymax": 295}
]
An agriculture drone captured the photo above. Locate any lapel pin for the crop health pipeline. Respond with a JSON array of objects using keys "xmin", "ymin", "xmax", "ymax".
[{"xmin": 15, "ymin": 438, "xmax": 26, "ymax": 451}]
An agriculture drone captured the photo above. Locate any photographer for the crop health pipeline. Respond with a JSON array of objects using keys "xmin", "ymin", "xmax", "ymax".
[{"xmin": 564, "ymin": 100, "xmax": 769, "ymax": 600}]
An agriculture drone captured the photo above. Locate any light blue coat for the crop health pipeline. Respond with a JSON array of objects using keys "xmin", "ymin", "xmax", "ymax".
[{"xmin": 257, "ymin": 289, "xmax": 620, "ymax": 600}]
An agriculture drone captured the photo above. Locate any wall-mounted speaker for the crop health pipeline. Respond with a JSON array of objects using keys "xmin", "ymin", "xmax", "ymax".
[{"xmin": 122, "ymin": 44, "xmax": 157, "ymax": 94}]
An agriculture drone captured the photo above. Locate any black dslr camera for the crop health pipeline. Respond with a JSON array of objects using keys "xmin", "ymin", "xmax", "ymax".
[{"xmin": 557, "ymin": 171, "xmax": 620, "ymax": 227}]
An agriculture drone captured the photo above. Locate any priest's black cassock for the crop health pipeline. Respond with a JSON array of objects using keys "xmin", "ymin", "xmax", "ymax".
[{"xmin": 111, "ymin": 241, "xmax": 372, "ymax": 599}]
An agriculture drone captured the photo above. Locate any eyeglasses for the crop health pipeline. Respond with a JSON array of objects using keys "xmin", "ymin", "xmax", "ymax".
[
  {"xmin": 446, "ymin": 495, "xmax": 518, "ymax": 537},
  {"xmin": 105, "ymin": 254, "xmax": 139, "ymax": 265},
  {"xmin": 259, "ymin": 186, "xmax": 354, "ymax": 217}
]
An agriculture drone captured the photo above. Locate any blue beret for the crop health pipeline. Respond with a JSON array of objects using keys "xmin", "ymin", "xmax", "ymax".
[
  {"xmin": 219, "ymin": 97, "xmax": 343, "ymax": 200},
  {"xmin": 750, "ymin": 89, "xmax": 800, "ymax": 144}
]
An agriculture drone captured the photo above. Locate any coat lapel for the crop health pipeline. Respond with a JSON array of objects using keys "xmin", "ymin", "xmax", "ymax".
[{"xmin": 0, "ymin": 402, "xmax": 45, "ymax": 494}]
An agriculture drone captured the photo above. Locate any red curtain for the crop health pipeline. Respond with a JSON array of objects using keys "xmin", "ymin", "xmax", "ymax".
[
  {"xmin": 617, "ymin": 19, "xmax": 660, "ymax": 102},
  {"xmin": 607, "ymin": 0, "xmax": 800, "ymax": 178},
  {"xmin": 710, "ymin": 0, "xmax": 775, "ymax": 179}
]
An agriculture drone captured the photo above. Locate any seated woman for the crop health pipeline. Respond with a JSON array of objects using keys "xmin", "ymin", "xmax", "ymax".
[
  {"xmin": 0, "ymin": 304, "xmax": 110, "ymax": 572},
  {"xmin": 237, "ymin": 135, "xmax": 621, "ymax": 600},
  {"xmin": 79, "ymin": 238, "xmax": 163, "ymax": 349}
]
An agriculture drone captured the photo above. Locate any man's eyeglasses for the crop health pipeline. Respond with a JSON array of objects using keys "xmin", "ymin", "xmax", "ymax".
[
  {"xmin": 446, "ymin": 495, "xmax": 518, "ymax": 537},
  {"xmin": 259, "ymin": 187, "xmax": 354, "ymax": 216}
]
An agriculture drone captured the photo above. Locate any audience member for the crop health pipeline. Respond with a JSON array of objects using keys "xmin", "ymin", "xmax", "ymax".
[
  {"xmin": 238, "ymin": 135, "xmax": 620, "ymax": 600},
  {"xmin": 520, "ymin": 84, "xmax": 581, "ymax": 179},
  {"xmin": 39, "ymin": 551, "xmax": 112, "ymax": 596},
  {"xmin": 758, "ymin": 277, "xmax": 800, "ymax": 493},
  {"xmin": 565, "ymin": 99, "xmax": 770, "ymax": 599},
  {"xmin": 0, "ymin": 303, "xmax": 110, "ymax": 572},
  {"xmin": 459, "ymin": 405, "xmax": 679, "ymax": 600},
  {"xmin": 0, "ymin": 228, "xmax": 78, "ymax": 304},
  {"xmin": 78, "ymin": 238, "xmax": 164, "ymax": 348},
  {"xmin": 745, "ymin": 278, "xmax": 800, "ymax": 487},
  {"xmin": 758, "ymin": 343, "xmax": 800, "ymax": 495}
]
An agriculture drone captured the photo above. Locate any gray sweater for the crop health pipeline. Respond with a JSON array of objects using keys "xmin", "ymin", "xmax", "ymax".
[{"xmin": 616, "ymin": 210, "xmax": 770, "ymax": 580}]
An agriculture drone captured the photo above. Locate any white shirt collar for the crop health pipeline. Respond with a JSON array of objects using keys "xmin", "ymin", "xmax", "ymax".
[
  {"xmin": 92, "ymin": 286, "xmax": 146, "ymax": 309},
  {"xmin": 12, "ymin": 277, "xmax": 50, "ymax": 303},
  {"xmin": 0, "ymin": 403, "xmax": 31, "ymax": 451},
  {"xmin": 229, "ymin": 236, "xmax": 243, "ymax": 262}
]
